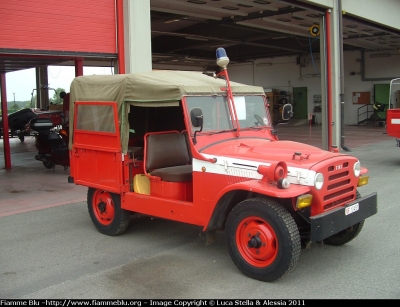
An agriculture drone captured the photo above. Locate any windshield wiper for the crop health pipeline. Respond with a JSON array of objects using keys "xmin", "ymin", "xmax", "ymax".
[
  {"xmin": 197, "ymin": 129, "xmax": 235, "ymax": 136},
  {"xmin": 241, "ymin": 125, "xmax": 267, "ymax": 131}
]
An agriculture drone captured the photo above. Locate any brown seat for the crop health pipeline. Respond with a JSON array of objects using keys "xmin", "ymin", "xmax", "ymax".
[{"xmin": 145, "ymin": 132, "xmax": 192, "ymax": 182}]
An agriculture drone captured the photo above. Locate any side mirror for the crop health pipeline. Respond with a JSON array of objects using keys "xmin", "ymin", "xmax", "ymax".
[
  {"xmin": 190, "ymin": 107, "xmax": 203, "ymax": 128},
  {"xmin": 190, "ymin": 107, "xmax": 203, "ymax": 145},
  {"xmin": 282, "ymin": 104, "xmax": 293, "ymax": 121}
]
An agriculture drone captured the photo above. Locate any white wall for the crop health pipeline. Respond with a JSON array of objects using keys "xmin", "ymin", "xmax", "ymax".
[
  {"xmin": 305, "ymin": 0, "xmax": 400, "ymax": 31},
  {"xmin": 228, "ymin": 50, "xmax": 400, "ymax": 125},
  {"xmin": 228, "ymin": 55, "xmax": 323, "ymax": 123},
  {"xmin": 341, "ymin": 0, "xmax": 400, "ymax": 31}
]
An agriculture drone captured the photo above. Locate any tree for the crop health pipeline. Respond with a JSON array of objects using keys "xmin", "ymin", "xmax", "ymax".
[
  {"xmin": 52, "ymin": 88, "xmax": 66, "ymax": 104},
  {"xmin": 24, "ymin": 100, "xmax": 32, "ymax": 109},
  {"xmin": 9, "ymin": 102, "xmax": 20, "ymax": 113}
]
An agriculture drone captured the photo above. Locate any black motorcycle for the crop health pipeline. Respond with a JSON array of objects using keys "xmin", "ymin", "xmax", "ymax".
[{"xmin": 29, "ymin": 117, "xmax": 70, "ymax": 170}]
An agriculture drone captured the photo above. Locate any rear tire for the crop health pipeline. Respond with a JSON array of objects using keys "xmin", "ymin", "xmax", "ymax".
[
  {"xmin": 87, "ymin": 188, "xmax": 130, "ymax": 236},
  {"xmin": 225, "ymin": 198, "xmax": 301, "ymax": 282},
  {"xmin": 323, "ymin": 190, "xmax": 364, "ymax": 246},
  {"xmin": 43, "ymin": 160, "xmax": 55, "ymax": 169}
]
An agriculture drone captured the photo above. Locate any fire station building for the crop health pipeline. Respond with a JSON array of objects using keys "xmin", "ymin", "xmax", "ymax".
[{"xmin": 1, "ymin": 0, "xmax": 400, "ymax": 168}]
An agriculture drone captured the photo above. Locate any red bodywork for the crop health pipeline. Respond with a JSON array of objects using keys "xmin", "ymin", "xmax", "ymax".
[
  {"xmin": 70, "ymin": 100, "xmax": 361, "ymax": 230},
  {"xmin": 386, "ymin": 109, "xmax": 400, "ymax": 139},
  {"xmin": 67, "ymin": 68, "xmax": 377, "ymax": 282}
]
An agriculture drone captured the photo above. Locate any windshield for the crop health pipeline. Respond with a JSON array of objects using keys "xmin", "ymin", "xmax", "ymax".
[{"xmin": 185, "ymin": 95, "xmax": 270, "ymax": 133}]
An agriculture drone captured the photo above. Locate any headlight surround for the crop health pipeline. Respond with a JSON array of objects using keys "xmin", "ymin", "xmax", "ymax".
[
  {"xmin": 353, "ymin": 161, "xmax": 361, "ymax": 177},
  {"xmin": 314, "ymin": 173, "xmax": 324, "ymax": 190}
]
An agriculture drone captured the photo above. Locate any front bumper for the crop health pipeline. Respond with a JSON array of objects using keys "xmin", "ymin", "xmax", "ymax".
[{"xmin": 310, "ymin": 192, "xmax": 377, "ymax": 242}]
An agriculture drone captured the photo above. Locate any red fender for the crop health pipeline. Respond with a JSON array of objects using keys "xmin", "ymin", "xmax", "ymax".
[{"xmin": 203, "ymin": 179, "xmax": 311, "ymax": 231}]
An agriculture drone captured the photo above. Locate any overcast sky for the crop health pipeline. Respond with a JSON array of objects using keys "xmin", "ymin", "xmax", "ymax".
[{"xmin": 5, "ymin": 66, "xmax": 114, "ymax": 102}]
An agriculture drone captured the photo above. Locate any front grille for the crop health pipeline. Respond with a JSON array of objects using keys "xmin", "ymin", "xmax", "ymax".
[
  {"xmin": 322, "ymin": 162, "xmax": 355, "ymax": 211},
  {"xmin": 327, "ymin": 179, "xmax": 350, "ymax": 190},
  {"xmin": 328, "ymin": 171, "xmax": 349, "ymax": 181}
]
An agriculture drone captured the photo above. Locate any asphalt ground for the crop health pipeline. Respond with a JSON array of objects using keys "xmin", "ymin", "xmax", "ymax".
[{"xmin": 1, "ymin": 125, "xmax": 399, "ymax": 299}]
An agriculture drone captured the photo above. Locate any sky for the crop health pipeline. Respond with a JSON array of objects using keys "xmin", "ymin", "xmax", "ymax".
[{"xmin": 5, "ymin": 66, "xmax": 114, "ymax": 102}]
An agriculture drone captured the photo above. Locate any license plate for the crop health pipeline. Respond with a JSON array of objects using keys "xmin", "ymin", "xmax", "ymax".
[{"xmin": 345, "ymin": 203, "xmax": 359, "ymax": 215}]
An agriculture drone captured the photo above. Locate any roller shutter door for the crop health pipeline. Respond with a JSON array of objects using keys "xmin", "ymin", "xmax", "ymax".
[{"xmin": 0, "ymin": 0, "xmax": 116, "ymax": 54}]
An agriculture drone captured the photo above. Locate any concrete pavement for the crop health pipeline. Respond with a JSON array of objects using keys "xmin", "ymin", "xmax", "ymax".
[{"xmin": 1, "ymin": 124, "xmax": 399, "ymax": 299}]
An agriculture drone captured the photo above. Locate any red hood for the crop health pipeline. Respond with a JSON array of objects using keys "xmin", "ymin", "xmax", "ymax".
[{"xmin": 200, "ymin": 139, "xmax": 341, "ymax": 168}]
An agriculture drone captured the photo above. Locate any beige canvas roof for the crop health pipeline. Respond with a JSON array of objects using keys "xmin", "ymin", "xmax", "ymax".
[{"xmin": 69, "ymin": 70, "xmax": 265, "ymax": 152}]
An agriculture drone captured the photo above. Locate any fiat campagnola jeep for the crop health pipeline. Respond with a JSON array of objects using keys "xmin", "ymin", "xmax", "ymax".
[{"xmin": 67, "ymin": 48, "xmax": 377, "ymax": 281}]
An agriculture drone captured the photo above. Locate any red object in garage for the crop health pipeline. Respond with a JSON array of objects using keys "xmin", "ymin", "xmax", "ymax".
[{"xmin": 34, "ymin": 110, "xmax": 63, "ymax": 126}]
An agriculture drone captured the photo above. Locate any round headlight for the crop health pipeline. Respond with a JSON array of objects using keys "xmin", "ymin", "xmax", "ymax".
[
  {"xmin": 353, "ymin": 161, "xmax": 361, "ymax": 177},
  {"xmin": 314, "ymin": 173, "xmax": 324, "ymax": 190}
]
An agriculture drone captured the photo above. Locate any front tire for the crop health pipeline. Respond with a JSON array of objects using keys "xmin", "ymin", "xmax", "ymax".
[
  {"xmin": 87, "ymin": 188, "xmax": 130, "ymax": 236},
  {"xmin": 225, "ymin": 198, "xmax": 301, "ymax": 282},
  {"xmin": 323, "ymin": 190, "xmax": 364, "ymax": 246}
]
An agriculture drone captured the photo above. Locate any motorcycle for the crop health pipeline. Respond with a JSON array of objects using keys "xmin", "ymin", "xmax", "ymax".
[{"xmin": 29, "ymin": 116, "xmax": 69, "ymax": 170}]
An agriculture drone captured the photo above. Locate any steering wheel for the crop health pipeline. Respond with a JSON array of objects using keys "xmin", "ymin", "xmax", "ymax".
[{"xmin": 254, "ymin": 114, "xmax": 264, "ymax": 126}]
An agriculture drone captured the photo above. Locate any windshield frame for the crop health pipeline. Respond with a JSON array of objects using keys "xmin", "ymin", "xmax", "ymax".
[{"xmin": 183, "ymin": 94, "xmax": 272, "ymax": 136}]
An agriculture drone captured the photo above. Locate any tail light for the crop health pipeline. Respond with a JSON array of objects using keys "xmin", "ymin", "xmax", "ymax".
[{"xmin": 59, "ymin": 129, "xmax": 68, "ymax": 137}]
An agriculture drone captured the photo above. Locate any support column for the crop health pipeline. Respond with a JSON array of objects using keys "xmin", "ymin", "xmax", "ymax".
[
  {"xmin": 338, "ymin": 0, "xmax": 350, "ymax": 152},
  {"xmin": 75, "ymin": 58, "xmax": 83, "ymax": 77},
  {"xmin": 330, "ymin": 1, "xmax": 342, "ymax": 150},
  {"xmin": 325, "ymin": 10, "xmax": 334, "ymax": 151},
  {"xmin": 116, "ymin": 0, "xmax": 125, "ymax": 74},
  {"xmin": 320, "ymin": 14, "xmax": 328, "ymax": 151},
  {"xmin": 35, "ymin": 68, "xmax": 40, "ymax": 109},
  {"xmin": 123, "ymin": 0, "xmax": 152, "ymax": 73},
  {"xmin": 1, "ymin": 73, "xmax": 12, "ymax": 169},
  {"xmin": 36, "ymin": 67, "xmax": 49, "ymax": 110}
]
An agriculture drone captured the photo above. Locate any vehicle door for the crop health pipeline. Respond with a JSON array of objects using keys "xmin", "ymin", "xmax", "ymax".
[{"xmin": 71, "ymin": 101, "xmax": 123, "ymax": 193}]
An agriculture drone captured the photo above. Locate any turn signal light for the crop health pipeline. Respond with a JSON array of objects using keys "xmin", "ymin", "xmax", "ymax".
[
  {"xmin": 357, "ymin": 175, "xmax": 369, "ymax": 187},
  {"xmin": 296, "ymin": 194, "xmax": 313, "ymax": 209}
]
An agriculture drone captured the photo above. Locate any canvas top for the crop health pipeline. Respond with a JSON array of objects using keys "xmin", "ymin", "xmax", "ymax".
[
  {"xmin": 68, "ymin": 70, "xmax": 265, "ymax": 153},
  {"xmin": 69, "ymin": 70, "xmax": 264, "ymax": 105}
]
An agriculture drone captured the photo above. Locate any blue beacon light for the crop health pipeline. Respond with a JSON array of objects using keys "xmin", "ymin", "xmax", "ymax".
[{"xmin": 216, "ymin": 47, "xmax": 229, "ymax": 69}]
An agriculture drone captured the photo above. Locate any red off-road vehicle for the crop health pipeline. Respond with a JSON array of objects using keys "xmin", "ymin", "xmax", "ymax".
[{"xmin": 67, "ymin": 49, "xmax": 377, "ymax": 281}]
